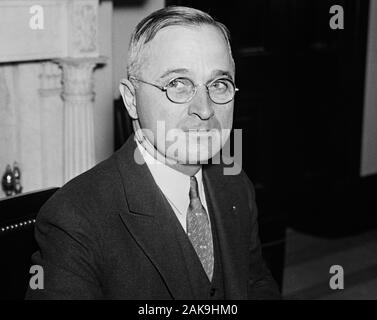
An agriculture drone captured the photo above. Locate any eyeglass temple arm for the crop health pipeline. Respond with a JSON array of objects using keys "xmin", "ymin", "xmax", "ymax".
[{"xmin": 128, "ymin": 76, "xmax": 166, "ymax": 91}]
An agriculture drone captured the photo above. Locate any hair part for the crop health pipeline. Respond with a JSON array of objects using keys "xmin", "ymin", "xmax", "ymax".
[{"xmin": 126, "ymin": 6, "xmax": 234, "ymax": 78}]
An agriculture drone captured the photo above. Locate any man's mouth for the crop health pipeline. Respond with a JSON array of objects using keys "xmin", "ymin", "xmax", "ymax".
[
  {"xmin": 186, "ymin": 128, "xmax": 210, "ymax": 132},
  {"xmin": 184, "ymin": 129, "xmax": 214, "ymax": 137}
]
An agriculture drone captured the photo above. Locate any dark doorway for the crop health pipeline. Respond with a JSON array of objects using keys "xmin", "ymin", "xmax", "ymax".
[
  {"xmin": 165, "ymin": 0, "xmax": 371, "ymax": 229},
  {"xmin": 165, "ymin": 0, "xmax": 372, "ymax": 287}
]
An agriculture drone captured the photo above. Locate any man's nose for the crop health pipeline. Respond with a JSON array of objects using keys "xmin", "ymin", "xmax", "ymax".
[{"xmin": 187, "ymin": 86, "xmax": 215, "ymax": 120}]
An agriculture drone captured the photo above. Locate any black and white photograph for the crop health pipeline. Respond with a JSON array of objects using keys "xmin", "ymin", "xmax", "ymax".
[{"xmin": 0, "ymin": 0, "xmax": 376, "ymax": 304}]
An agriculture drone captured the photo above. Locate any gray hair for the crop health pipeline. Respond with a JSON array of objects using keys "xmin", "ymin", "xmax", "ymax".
[{"xmin": 126, "ymin": 6, "xmax": 234, "ymax": 78}]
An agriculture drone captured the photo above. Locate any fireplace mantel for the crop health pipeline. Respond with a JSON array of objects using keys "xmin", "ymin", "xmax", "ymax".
[
  {"xmin": 0, "ymin": 0, "xmax": 107, "ymax": 195},
  {"xmin": 0, "ymin": 0, "xmax": 100, "ymax": 62}
]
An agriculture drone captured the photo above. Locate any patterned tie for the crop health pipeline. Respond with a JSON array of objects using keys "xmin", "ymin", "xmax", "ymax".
[{"xmin": 186, "ymin": 176, "xmax": 214, "ymax": 281}]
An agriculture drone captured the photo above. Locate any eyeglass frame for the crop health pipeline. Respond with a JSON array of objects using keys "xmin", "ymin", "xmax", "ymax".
[{"xmin": 128, "ymin": 75, "xmax": 239, "ymax": 105}]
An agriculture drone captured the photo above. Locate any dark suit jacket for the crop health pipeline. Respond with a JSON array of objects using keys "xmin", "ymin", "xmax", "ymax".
[{"xmin": 26, "ymin": 136, "xmax": 281, "ymax": 299}]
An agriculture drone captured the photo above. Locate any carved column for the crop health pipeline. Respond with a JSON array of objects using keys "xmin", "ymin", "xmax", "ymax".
[
  {"xmin": 38, "ymin": 62, "xmax": 64, "ymax": 187},
  {"xmin": 56, "ymin": 57, "xmax": 105, "ymax": 182}
]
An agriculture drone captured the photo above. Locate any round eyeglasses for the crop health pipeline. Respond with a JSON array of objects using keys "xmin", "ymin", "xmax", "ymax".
[{"xmin": 129, "ymin": 76, "xmax": 239, "ymax": 104}]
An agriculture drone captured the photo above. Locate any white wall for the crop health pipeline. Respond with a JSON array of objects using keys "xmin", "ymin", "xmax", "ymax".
[
  {"xmin": 0, "ymin": 63, "xmax": 51, "ymax": 194},
  {"xmin": 94, "ymin": 0, "xmax": 165, "ymax": 162},
  {"xmin": 361, "ymin": 0, "xmax": 377, "ymax": 176},
  {"xmin": 112, "ymin": 0, "xmax": 165, "ymax": 100},
  {"xmin": 94, "ymin": 0, "xmax": 114, "ymax": 163}
]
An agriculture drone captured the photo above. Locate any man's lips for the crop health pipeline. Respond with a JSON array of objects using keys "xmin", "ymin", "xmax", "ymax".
[
  {"xmin": 184, "ymin": 129, "xmax": 215, "ymax": 137},
  {"xmin": 182, "ymin": 127, "xmax": 217, "ymax": 132},
  {"xmin": 183, "ymin": 129, "xmax": 218, "ymax": 139}
]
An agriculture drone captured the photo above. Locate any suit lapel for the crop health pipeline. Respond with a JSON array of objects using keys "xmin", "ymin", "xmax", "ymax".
[
  {"xmin": 115, "ymin": 137, "xmax": 194, "ymax": 299},
  {"xmin": 114, "ymin": 137, "xmax": 248, "ymax": 299},
  {"xmin": 203, "ymin": 165, "xmax": 248, "ymax": 299}
]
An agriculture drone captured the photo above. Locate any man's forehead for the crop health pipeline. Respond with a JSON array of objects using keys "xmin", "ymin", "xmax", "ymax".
[
  {"xmin": 141, "ymin": 24, "xmax": 234, "ymax": 78},
  {"xmin": 149, "ymin": 24, "xmax": 229, "ymax": 53},
  {"xmin": 152, "ymin": 23, "xmax": 223, "ymax": 38}
]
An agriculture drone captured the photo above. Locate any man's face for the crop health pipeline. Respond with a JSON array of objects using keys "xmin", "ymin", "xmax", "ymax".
[{"xmin": 135, "ymin": 24, "xmax": 235, "ymax": 164}]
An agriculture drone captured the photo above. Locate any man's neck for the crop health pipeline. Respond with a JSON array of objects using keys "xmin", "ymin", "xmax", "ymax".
[
  {"xmin": 133, "ymin": 120, "xmax": 203, "ymax": 177},
  {"xmin": 167, "ymin": 162, "xmax": 201, "ymax": 177},
  {"xmin": 134, "ymin": 133, "xmax": 201, "ymax": 177}
]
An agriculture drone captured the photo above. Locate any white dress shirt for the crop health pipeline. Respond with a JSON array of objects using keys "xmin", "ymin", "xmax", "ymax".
[{"xmin": 136, "ymin": 140, "xmax": 210, "ymax": 233}]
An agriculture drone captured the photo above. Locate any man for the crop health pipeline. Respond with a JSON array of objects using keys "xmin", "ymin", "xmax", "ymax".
[{"xmin": 26, "ymin": 6, "xmax": 281, "ymax": 300}]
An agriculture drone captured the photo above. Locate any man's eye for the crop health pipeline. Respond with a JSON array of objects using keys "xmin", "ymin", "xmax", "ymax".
[
  {"xmin": 212, "ymin": 80, "xmax": 229, "ymax": 91},
  {"xmin": 168, "ymin": 79, "xmax": 186, "ymax": 89}
]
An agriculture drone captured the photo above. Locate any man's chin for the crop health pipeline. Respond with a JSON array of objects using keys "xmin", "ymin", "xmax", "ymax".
[
  {"xmin": 161, "ymin": 131, "xmax": 224, "ymax": 164},
  {"xmin": 165, "ymin": 147, "xmax": 220, "ymax": 165}
]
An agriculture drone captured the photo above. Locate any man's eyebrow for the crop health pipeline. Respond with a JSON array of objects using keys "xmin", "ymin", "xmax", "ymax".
[
  {"xmin": 158, "ymin": 68, "xmax": 234, "ymax": 81},
  {"xmin": 211, "ymin": 70, "xmax": 234, "ymax": 80},
  {"xmin": 159, "ymin": 68, "xmax": 190, "ymax": 79}
]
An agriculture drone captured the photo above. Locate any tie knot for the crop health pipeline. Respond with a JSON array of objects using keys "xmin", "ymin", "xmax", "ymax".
[{"xmin": 189, "ymin": 176, "xmax": 200, "ymax": 200}]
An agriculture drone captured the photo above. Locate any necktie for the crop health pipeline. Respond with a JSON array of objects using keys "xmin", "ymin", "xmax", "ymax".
[{"xmin": 186, "ymin": 176, "xmax": 214, "ymax": 281}]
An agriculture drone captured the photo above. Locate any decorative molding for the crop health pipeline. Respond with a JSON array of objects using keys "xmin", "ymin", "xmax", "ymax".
[
  {"xmin": 38, "ymin": 62, "xmax": 62, "ymax": 97},
  {"xmin": 0, "ymin": 0, "xmax": 99, "ymax": 63},
  {"xmin": 72, "ymin": 2, "xmax": 98, "ymax": 55},
  {"xmin": 55, "ymin": 57, "xmax": 106, "ymax": 182},
  {"xmin": 56, "ymin": 57, "xmax": 105, "ymax": 98}
]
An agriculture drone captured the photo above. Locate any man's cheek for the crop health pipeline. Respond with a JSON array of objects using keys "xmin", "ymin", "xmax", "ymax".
[{"xmin": 218, "ymin": 114, "xmax": 233, "ymax": 130}]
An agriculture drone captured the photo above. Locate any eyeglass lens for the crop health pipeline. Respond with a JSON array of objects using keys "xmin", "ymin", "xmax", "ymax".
[{"xmin": 166, "ymin": 78, "xmax": 236, "ymax": 104}]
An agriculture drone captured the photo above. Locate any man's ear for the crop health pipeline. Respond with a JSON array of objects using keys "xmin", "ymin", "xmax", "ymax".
[{"xmin": 119, "ymin": 78, "xmax": 138, "ymax": 120}]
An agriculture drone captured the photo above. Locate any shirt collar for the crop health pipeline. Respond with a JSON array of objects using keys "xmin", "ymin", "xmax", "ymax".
[{"xmin": 136, "ymin": 139, "xmax": 203, "ymax": 216}]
